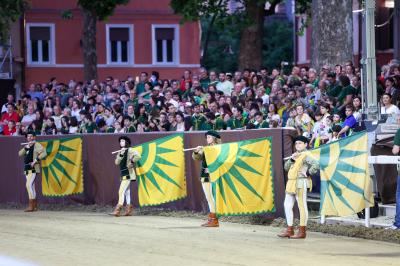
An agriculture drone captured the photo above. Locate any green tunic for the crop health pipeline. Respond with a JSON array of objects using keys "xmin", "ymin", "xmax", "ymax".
[
  {"xmin": 394, "ymin": 128, "xmax": 400, "ymax": 146},
  {"xmin": 327, "ymin": 84, "xmax": 342, "ymax": 97},
  {"xmin": 227, "ymin": 117, "xmax": 248, "ymax": 129},
  {"xmin": 200, "ymin": 78, "xmax": 210, "ymax": 89},
  {"xmin": 119, "ymin": 149, "xmax": 129, "ymax": 177},
  {"xmin": 191, "ymin": 114, "xmax": 206, "ymax": 131},
  {"xmin": 337, "ymin": 85, "xmax": 356, "ymax": 104},
  {"xmin": 200, "ymin": 122, "xmax": 215, "ymax": 131},
  {"xmin": 24, "ymin": 146, "xmax": 35, "ymax": 172},
  {"xmin": 136, "ymin": 82, "xmax": 145, "ymax": 95},
  {"xmin": 127, "ymin": 125, "xmax": 136, "ymax": 133},
  {"xmin": 255, "ymin": 121, "xmax": 269, "ymax": 129},
  {"xmin": 192, "ymin": 150, "xmax": 210, "ymax": 182},
  {"xmin": 215, "ymin": 117, "xmax": 226, "ymax": 130}
]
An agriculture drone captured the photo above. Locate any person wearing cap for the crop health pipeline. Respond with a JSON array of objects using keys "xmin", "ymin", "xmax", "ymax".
[
  {"xmin": 192, "ymin": 130, "xmax": 221, "ymax": 227},
  {"xmin": 278, "ymin": 135, "xmax": 319, "ymax": 239},
  {"xmin": 18, "ymin": 132, "xmax": 47, "ymax": 212},
  {"xmin": 109, "ymin": 136, "xmax": 141, "ymax": 217}
]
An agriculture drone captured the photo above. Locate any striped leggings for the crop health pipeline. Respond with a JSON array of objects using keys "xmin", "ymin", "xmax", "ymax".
[
  {"xmin": 118, "ymin": 180, "xmax": 131, "ymax": 206},
  {"xmin": 202, "ymin": 182, "xmax": 216, "ymax": 213},
  {"xmin": 284, "ymin": 186, "xmax": 308, "ymax": 227},
  {"xmin": 25, "ymin": 172, "xmax": 37, "ymax": 200}
]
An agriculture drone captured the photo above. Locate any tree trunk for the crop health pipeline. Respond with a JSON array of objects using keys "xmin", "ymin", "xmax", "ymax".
[
  {"xmin": 311, "ymin": 0, "xmax": 353, "ymax": 70},
  {"xmin": 82, "ymin": 8, "xmax": 98, "ymax": 81},
  {"xmin": 238, "ymin": 1, "xmax": 264, "ymax": 70},
  {"xmin": 201, "ymin": 15, "xmax": 217, "ymax": 66}
]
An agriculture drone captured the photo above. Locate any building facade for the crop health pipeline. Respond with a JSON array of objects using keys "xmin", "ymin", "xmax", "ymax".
[{"xmin": 14, "ymin": 0, "xmax": 200, "ymax": 87}]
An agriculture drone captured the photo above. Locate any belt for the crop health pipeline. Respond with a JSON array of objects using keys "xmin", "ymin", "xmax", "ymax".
[{"xmin": 25, "ymin": 169, "xmax": 36, "ymax": 175}]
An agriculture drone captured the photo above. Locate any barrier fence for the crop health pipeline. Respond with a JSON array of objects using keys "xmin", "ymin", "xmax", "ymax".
[{"xmin": 0, "ymin": 129, "xmax": 296, "ymax": 218}]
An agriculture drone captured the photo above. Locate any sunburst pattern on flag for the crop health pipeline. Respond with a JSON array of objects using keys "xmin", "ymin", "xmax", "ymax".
[
  {"xmin": 133, "ymin": 134, "xmax": 186, "ymax": 206},
  {"xmin": 40, "ymin": 137, "xmax": 83, "ymax": 196},
  {"xmin": 204, "ymin": 137, "xmax": 275, "ymax": 216},
  {"xmin": 308, "ymin": 132, "xmax": 374, "ymax": 216}
]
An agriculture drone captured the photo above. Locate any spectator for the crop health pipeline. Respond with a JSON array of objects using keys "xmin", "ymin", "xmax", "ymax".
[
  {"xmin": 1, "ymin": 103, "xmax": 20, "ymax": 134},
  {"xmin": 216, "ymin": 73, "xmax": 234, "ymax": 96},
  {"xmin": 69, "ymin": 117, "xmax": 79, "ymax": 134},
  {"xmin": 42, "ymin": 117, "xmax": 58, "ymax": 135},
  {"xmin": 21, "ymin": 105, "xmax": 36, "ymax": 127},
  {"xmin": 1, "ymin": 93, "xmax": 15, "ymax": 113},
  {"xmin": 338, "ymin": 105, "xmax": 356, "ymax": 137}
]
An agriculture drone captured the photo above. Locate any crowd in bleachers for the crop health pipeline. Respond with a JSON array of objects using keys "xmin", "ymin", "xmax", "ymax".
[{"xmin": 1, "ymin": 59, "xmax": 400, "ymax": 148}]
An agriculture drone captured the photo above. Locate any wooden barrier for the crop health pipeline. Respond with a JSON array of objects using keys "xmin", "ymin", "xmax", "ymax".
[{"xmin": 0, "ymin": 129, "xmax": 296, "ymax": 217}]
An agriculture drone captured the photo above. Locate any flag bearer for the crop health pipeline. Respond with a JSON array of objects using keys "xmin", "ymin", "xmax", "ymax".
[
  {"xmin": 192, "ymin": 130, "xmax": 221, "ymax": 227},
  {"xmin": 278, "ymin": 135, "xmax": 319, "ymax": 239},
  {"xmin": 109, "ymin": 136, "xmax": 141, "ymax": 217},
  {"xmin": 18, "ymin": 131, "xmax": 47, "ymax": 212}
]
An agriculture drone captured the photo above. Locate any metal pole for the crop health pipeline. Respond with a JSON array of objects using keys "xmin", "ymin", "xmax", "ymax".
[
  {"xmin": 9, "ymin": 36, "xmax": 12, "ymax": 79},
  {"xmin": 394, "ymin": 0, "xmax": 400, "ymax": 60},
  {"xmin": 364, "ymin": 200, "xmax": 371, "ymax": 228},
  {"xmin": 364, "ymin": 0, "xmax": 378, "ymax": 120}
]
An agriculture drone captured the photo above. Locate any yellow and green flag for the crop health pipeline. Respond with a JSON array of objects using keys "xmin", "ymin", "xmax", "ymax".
[
  {"xmin": 133, "ymin": 134, "xmax": 186, "ymax": 206},
  {"xmin": 203, "ymin": 137, "xmax": 275, "ymax": 216},
  {"xmin": 308, "ymin": 132, "xmax": 374, "ymax": 216},
  {"xmin": 40, "ymin": 137, "xmax": 83, "ymax": 196}
]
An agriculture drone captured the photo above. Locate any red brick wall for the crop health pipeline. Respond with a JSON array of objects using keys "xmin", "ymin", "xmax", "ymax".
[{"xmin": 24, "ymin": 0, "xmax": 200, "ymax": 85}]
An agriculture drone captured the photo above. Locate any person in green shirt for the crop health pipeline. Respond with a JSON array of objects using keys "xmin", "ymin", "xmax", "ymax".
[
  {"xmin": 79, "ymin": 113, "xmax": 97, "ymax": 133},
  {"xmin": 227, "ymin": 106, "xmax": 248, "ymax": 130},
  {"xmin": 123, "ymin": 116, "xmax": 136, "ymax": 132},
  {"xmin": 109, "ymin": 136, "xmax": 141, "ymax": 217},
  {"xmin": 337, "ymin": 75, "xmax": 355, "ymax": 110},
  {"xmin": 192, "ymin": 130, "xmax": 221, "ymax": 227},
  {"xmin": 326, "ymin": 72, "xmax": 341, "ymax": 97},
  {"xmin": 214, "ymin": 114, "xmax": 226, "ymax": 130},
  {"xmin": 135, "ymin": 72, "xmax": 148, "ymax": 95},
  {"xmin": 190, "ymin": 104, "xmax": 206, "ymax": 131},
  {"xmin": 254, "ymin": 112, "xmax": 269, "ymax": 129},
  {"xmin": 200, "ymin": 112, "xmax": 216, "ymax": 131}
]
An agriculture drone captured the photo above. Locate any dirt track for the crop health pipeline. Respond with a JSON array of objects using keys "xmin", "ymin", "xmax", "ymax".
[{"xmin": 0, "ymin": 209, "xmax": 399, "ymax": 266}]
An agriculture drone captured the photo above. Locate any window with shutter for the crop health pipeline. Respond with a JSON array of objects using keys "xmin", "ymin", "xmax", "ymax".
[
  {"xmin": 27, "ymin": 25, "xmax": 54, "ymax": 64},
  {"xmin": 152, "ymin": 26, "xmax": 178, "ymax": 64},
  {"xmin": 107, "ymin": 25, "xmax": 132, "ymax": 64}
]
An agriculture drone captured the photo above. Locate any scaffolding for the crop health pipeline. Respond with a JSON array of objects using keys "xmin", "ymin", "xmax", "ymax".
[{"xmin": 0, "ymin": 37, "xmax": 13, "ymax": 79}]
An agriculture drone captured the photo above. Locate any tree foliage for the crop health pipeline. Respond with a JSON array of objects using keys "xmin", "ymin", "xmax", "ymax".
[
  {"xmin": 0, "ymin": 0, "xmax": 29, "ymax": 44},
  {"xmin": 201, "ymin": 17, "xmax": 293, "ymax": 72},
  {"xmin": 171, "ymin": 0, "xmax": 311, "ymax": 69},
  {"xmin": 77, "ymin": 0, "xmax": 129, "ymax": 20},
  {"xmin": 262, "ymin": 20, "xmax": 293, "ymax": 70},
  {"xmin": 77, "ymin": 0, "xmax": 129, "ymax": 81}
]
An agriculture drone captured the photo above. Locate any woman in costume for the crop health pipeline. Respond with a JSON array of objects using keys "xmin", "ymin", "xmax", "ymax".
[{"xmin": 192, "ymin": 130, "xmax": 221, "ymax": 227}]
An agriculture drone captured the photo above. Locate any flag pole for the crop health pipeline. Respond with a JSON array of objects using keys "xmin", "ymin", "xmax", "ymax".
[
  {"xmin": 111, "ymin": 148, "xmax": 129, "ymax": 154},
  {"xmin": 364, "ymin": 200, "xmax": 370, "ymax": 228},
  {"xmin": 183, "ymin": 147, "xmax": 199, "ymax": 152},
  {"xmin": 20, "ymin": 141, "xmax": 35, "ymax": 146}
]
